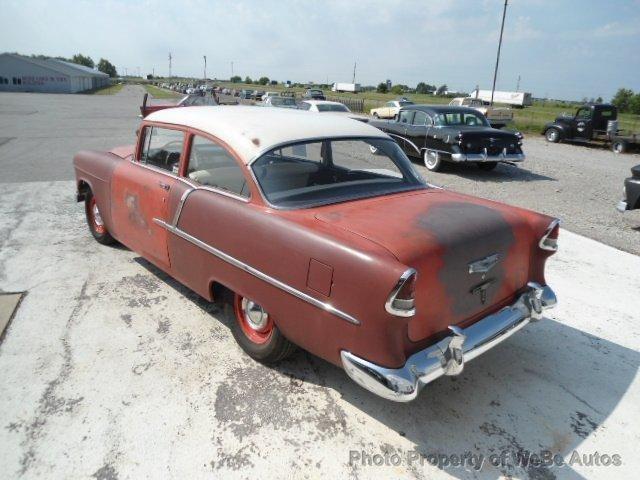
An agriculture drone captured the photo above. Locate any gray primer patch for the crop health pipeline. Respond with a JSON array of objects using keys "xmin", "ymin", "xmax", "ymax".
[{"xmin": 417, "ymin": 202, "xmax": 515, "ymax": 318}]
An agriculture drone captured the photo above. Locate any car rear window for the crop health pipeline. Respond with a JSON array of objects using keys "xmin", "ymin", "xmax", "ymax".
[{"xmin": 251, "ymin": 138, "xmax": 426, "ymax": 208}]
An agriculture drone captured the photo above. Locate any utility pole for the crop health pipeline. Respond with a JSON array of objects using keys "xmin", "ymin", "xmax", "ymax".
[
  {"xmin": 152, "ymin": 67, "xmax": 155, "ymax": 77},
  {"xmin": 352, "ymin": 61, "xmax": 357, "ymax": 84},
  {"xmin": 203, "ymin": 55, "xmax": 207, "ymax": 80},
  {"xmin": 137, "ymin": 66, "xmax": 140, "ymax": 78},
  {"xmin": 231, "ymin": 61, "xmax": 234, "ymax": 79},
  {"xmin": 516, "ymin": 74, "xmax": 521, "ymax": 92},
  {"xmin": 168, "ymin": 52, "xmax": 172, "ymax": 78},
  {"xmin": 490, "ymin": 0, "xmax": 508, "ymax": 106}
]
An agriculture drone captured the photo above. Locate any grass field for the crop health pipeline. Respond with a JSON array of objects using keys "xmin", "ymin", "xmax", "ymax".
[
  {"xmin": 147, "ymin": 80, "xmax": 640, "ymax": 135},
  {"xmin": 143, "ymin": 84, "xmax": 181, "ymax": 99},
  {"xmin": 86, "ymin": 83, "xmax": 123, "ymax": 95}
]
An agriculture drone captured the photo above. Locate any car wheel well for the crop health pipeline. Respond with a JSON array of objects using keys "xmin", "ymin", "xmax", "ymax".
[
  {"xmin": 210, "ymin": 281, "xmax": 233, "ymax": 304},
  {"xmin": 77, "ymin": 180, "xmax": 90, "ymax": 201}
]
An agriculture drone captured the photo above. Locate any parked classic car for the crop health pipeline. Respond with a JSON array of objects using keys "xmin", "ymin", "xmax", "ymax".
[
  {"xmin": 303, "ymin": 88, "xmax": 326, "ymax": 100},
  {"xmin": 370, "ymin": 99, "xmax": 414, "ymax": 119},
  {"xmin": 369, "ymin": 105, "xmax": 525, "ymax": 172},
  {"xmin": 448, "ymin": 97, "xmax": 513, "ymax": 129},
  {"xmin": 263, "ymin": 96, "xmax": 298, "ymax": 109},
  {"xmin": 74, "ymin": 106, "xmax": 557, "ymax": 402},
  {"xmin": 298, "ymin": 100, "xmax": 369, "ymax": 122},
  {"xmin": 140, "ymin": 93, "xmax": 217, "ymax": 118},
  {"xmin": 617, "ymin": 164, "xmax": 640, "ymax": 212}
]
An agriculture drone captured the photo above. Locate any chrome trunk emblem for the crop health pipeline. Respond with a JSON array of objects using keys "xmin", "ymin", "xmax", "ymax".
[{"xmin": 468, "ymin": 253, "xmax": 501, "ymax": 275}]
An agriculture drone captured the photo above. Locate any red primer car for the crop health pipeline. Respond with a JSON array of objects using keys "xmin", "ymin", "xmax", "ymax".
[{"xmin": 73, "ymin": 106, "xmax": 558, "ymax": 402}]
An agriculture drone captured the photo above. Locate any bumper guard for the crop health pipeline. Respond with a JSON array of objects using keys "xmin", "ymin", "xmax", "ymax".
[{"xmin": 341, "ymin": 282, "xmax": 556, "ymax": 402}]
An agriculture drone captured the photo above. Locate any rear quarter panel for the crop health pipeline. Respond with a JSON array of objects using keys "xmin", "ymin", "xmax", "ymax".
[{"xmin": 169, "ymin": 191, "xmax": 413, "ymax": 368}]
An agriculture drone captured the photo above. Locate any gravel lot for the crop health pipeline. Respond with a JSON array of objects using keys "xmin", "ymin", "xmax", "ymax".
[{"xmin": 2, "ymin": 85, "xmax": 639, "ymax": 254}]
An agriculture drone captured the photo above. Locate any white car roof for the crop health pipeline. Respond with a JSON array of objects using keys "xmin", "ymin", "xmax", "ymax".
[{"xmin": 147, "ymin": 106, "xmax": 388, "ymax": 164}]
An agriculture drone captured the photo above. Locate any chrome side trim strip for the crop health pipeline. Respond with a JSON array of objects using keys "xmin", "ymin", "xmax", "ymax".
[
  {"xmin": 172, "ymin": 187, "xmax": 196, "ymax": 226},
  {"xmin": 154, "ymin": 218, "xmax": 360, "ymax": 325}
]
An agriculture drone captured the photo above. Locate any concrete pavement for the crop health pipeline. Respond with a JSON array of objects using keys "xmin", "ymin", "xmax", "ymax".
[{"xmin": 0, "ymin": 179, "xmax": 638, "ymax": 479}]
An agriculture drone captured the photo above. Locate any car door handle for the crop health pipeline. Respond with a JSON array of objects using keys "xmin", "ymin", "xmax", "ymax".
[{"xmin": 158, "ymin": 181, "xmax": 170, "ymax": 190}]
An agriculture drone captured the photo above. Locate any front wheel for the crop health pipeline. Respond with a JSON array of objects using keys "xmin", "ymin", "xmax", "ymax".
[
  {"xmin": 85, "ymin": 190, "xmax": 115, "ymax": 245},
  {"xmin": 229, "ymin": 293, "xmax": 296, "ymax": 364},
  {"xmin": 373, "ymin": 112, "xmax": 379, "ymax": 118},
  {"xmin": 545, "ymin": 128, "xmax": 561, "ymax": 143},
  {"xmin": 423, "ymin": 149, "xmax": 443, "ymax": 172}
]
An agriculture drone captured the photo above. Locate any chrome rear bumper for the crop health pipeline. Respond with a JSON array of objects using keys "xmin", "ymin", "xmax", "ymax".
[
  {"xmin": 451, "ymin": 150, "xmax": 525, "ymax": 163},
  {"xmin": 341, "ymin": 282, "xmax": 556, "ymax": 402}
]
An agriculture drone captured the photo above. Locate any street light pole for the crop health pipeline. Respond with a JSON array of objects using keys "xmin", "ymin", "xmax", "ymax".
[
  {"xmin": 490, "ymin": 0, "xmax": 508, "ymax": 106},
  {"xmin": 203, "ymin": 55, "xmax": 207, "ymax": 80}
]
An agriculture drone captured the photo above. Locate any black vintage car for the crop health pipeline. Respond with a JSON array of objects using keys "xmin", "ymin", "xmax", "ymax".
[
  {"xmin": 369, "ymin": 105, "xmax": 524, "ymax": 172},
  {"xmin": 303, "ymin": 88, "xmax": 326, "ymax": 100},
  {"xmin": 617, "ymin": 164, "xmax": 640, "ymax": 212}
]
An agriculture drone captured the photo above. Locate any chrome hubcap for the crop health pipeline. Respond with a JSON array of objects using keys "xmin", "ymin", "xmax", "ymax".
[
  {"xmin": 241, "ymin": 298, "xmax": 269, "ymax": 331},
  {"xmin": 92, "ymin": 203, "xmax": 104, "ymax": 226},
  {"xmin": 425, "ymin": 151, "xmax": 438, "ymax": 168},
  {"xmin": 548, "ymin": 130, "xmax": 557, "ymax": 141}
]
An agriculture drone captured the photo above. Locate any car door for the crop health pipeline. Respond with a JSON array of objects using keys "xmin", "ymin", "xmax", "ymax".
[
  {"xmin": 402, "ymin": 110, "xmax": 429, "ymax": 158},
  {"xmin": 110, "ymin": 125, "xmax": 185, "ymax": 268},
  {"xmin": 396, "ymin": 110, "xmax": 417, "ymax": 157},
  {"xmin": 574, "ymin": 106, "xmax": 594, "ymax": 139}
]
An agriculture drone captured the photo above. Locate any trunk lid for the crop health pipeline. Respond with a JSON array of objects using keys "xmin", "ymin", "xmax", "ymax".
[
  {"xmin": 457, "ymin": 128, "xmax": 519, "ymax": 154},
  {"xmin": 315, "ymin": 189, "xmax": 537, "ymax": 341}
]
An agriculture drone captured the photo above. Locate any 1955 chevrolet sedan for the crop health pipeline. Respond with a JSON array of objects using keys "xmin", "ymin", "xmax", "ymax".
[{"xmin": 73, "ymin": 106, "xmax": 558, "ymax": 402}]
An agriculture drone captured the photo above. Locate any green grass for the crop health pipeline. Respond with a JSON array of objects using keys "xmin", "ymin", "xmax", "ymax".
[
  {"xmin": 143, "ymin": 84, "xmax": 181, "ymax": 99},
  {"xmin": 86, "ymin": 83, "xmax": 123, "ymax": 95}
]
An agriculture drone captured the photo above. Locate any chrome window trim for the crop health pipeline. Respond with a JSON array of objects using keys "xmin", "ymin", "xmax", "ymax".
[
  {"xmin": 385, "ymin": 268, "xmax": 417, "ymax": 317},
  {"xmin": 154, "ymin": 218, "xmax": 360, "ymax": 325},
  {"xmin": 246, "ymin": 136, "xmax": 429, "ymax": 211}
]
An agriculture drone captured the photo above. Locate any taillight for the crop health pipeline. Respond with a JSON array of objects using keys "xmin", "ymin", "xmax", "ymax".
[
  {"xmin": 385, "ymin": 269, "xmax": 417, "ymax": 317},
  {"xmin": 539, "ymin": 219, "xmax": 560, "ymax": 252}
]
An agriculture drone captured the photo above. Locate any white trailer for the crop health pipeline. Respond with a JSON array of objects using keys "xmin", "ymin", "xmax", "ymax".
[
  {"xmin": 332, "ymin": 82, "xmax": 360, "ymax": 93},
  {"xmin": 469, "ymin": 89, "xmax": 533, "ymax": 107}
]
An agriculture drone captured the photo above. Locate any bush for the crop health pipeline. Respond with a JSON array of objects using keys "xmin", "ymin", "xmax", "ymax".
[
  {"xmin": 258, "ymin": 76, "xmax": 269, "ymax": 85},
  {"xmin": 376, "ymin": 82, "xmax": 388, "ymax": 93},
  {"xmin": 390, "ymin": 85, "xmax": 404, "ymax": 95},
  {"xmin": 230, "ymin": 76, "xmax": 242, "ymax": 83},
  {"xmin": 612, "ymin": 88, "xmax": 634, "ymax": 113}
]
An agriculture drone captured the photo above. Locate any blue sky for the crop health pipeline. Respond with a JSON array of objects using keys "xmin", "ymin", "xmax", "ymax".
[{"xmin": 2, "ymin": 0, "xmax": 639, "ymax": 100}]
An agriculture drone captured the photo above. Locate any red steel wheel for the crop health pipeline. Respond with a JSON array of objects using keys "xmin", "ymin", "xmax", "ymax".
[
  {"xmin": 84, "ymin": 190, "xmax": 115, "ymax": 245},
  {"xmin": 234, "ymin": 294, "xmax": 274, "ymax": 345}
]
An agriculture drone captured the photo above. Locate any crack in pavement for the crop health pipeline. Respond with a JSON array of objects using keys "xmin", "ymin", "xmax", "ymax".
[{"xmin": 17, "ymin": 279, "xmax": 91, "ymax": 476}]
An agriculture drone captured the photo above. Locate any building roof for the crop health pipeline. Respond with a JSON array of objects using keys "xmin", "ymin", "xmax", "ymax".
[
  {"xmin": 0, "ymin": 53, "xmax": 108, "ymax": 78},
  {"xmin": 146, "ymin": 106, "xmax": 389, "ymax": 163}
]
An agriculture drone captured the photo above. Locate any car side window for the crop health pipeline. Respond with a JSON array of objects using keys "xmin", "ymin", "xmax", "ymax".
[
  {"xmin": 399, "ymin": 110, "xmax": 414, "ymax": 124},
  {"xmin": 141, "ymin": 126, "xmax": 184, "ymax": 174},
  {"xmin": 412, "ymin": 111, "xmax": 427, "ymax": 126},
  {"xmin": 385, "ymin": 102, "xmax": 394, "ymax": 107},
  {"xmin": 187, "ymin": 136, "xmax": 249, "ymax": 198},
  {"xmin": 576, "ymin": 108, "xmax": 592, "ymax": 120}
]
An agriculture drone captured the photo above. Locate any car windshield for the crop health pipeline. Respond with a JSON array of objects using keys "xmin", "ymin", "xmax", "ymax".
[
  {"xmin": 316, "ymin": 103, "xmax": 349, "ymax": 112},
  {"xmin": 433, "ymin": 111, "xmax": 489, "ymax": 127},
  {"xmin": 251, "ymin": 138, "xmax": 427, "ymax": 208}
]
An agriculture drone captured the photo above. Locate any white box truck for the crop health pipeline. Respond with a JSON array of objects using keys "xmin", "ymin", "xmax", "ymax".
[
  {"xmin": 332, "ymin": 82, "xmax": 360, "ymax": 93},
  {"xmin": 469, "ymin": 89, "xmax": 532, "ymax": 107}
]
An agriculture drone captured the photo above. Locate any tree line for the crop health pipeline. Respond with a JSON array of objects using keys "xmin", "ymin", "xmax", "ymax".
[{"xmin": 611, "ymin": 88, "xmax": 640, "ymax": 114}]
